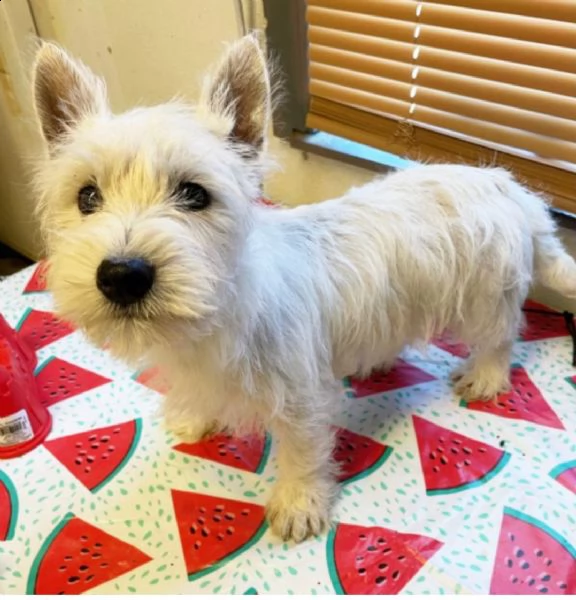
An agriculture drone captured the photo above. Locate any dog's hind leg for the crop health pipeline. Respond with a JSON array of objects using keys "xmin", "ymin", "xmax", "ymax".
[
  {"xmin": 453, "ymin": 340, "xmax": 513, "ymax": 401},
  {"xmin": 452, "ymin": 290, "xmax": 524, "ymax": 402}
]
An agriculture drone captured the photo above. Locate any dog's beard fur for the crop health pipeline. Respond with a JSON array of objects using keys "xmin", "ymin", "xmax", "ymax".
[
  {"xmin": 36, "ymin": 99, "xmax": 261, "ymax": 360},
  {"xmin": 31, "ymin": 36, "xmax": 576, "ymax": 542}
]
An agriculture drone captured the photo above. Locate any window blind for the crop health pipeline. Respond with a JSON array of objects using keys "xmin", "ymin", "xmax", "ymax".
[{"xmin": 306, "ymin": 0, "xmax": 576, "ymax": 213}]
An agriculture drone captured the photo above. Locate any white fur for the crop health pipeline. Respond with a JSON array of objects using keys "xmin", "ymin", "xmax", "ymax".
[{"xmin": 32, "ymin": 37, "xmax": 576, "ymax": 542}]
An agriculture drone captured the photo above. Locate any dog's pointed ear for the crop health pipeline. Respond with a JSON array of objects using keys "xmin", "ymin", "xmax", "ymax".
[
  {"xmin": 32, "ymin": 42, "xmax": 108, "ymax": 146},
  {"xmin": 200, "ymin": 34, "xmax": 270, "ymax": 152}
]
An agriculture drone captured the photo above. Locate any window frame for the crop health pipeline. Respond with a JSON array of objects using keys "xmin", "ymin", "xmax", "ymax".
[
  {"xmin": 263, "ymin": 0, "xmax": 309, "ymax": 137},
  {"xmin": 264, "ymin": 0, "xmax": 405, "ymax": 174}
]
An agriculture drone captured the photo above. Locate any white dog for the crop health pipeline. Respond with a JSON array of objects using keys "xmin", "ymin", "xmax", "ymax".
[{"xmin": 32, "ymin": 35, "xmax": 576, "ymax": 542}]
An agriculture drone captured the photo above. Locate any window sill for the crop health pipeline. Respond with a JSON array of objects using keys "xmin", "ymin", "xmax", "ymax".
[
  {"xmin": 289, "ymin": 130, "xmax": 413, "ymax": 174},
  {"xmin": 289, "ymin": 130, "xmax": 576, "ymax": 230}
]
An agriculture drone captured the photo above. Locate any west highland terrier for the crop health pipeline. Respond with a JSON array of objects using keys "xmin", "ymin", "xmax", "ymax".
[{"xmin": 32, "ymin": 35, "xmax": 576, "ymax": 542}]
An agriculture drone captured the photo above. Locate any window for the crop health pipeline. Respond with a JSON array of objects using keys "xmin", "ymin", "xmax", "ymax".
[{"xmin": 264, "ymin": 1, "xmax": 576, "ymax": 213}]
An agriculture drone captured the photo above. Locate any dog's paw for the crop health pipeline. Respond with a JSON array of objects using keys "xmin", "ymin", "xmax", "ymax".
[
  {"xmin": 450, "ymin": 362, "xmax": 469, "ymax": 382},
  {"xmin": 266, "ymin": 481, "xmax": 333, "ymax": 543},
  {"xmin": 455, "ymin": 372, "xmax": 510, "ymax": 402},
  {"xmin": 168, "ymin": 418, "xmax": 219, "ymax": 443}
]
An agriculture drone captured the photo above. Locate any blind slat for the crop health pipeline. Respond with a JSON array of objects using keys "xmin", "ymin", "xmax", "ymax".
[
  {"xmin": 308, "ymin": 7, "xmax": 415, "ymax": 44},
  {"xmin": 311, "ymin": 63, "xmax": 576, "ymax": 144},
  {"xmin": 426, "ymin": 0, "xmax": 576, "ymax": 21},
  {"xmin": 309, "ymin": 0, "xmax": 576, "ymax": 48},
  {"xmin": 310, "ymin": 45, "xmax": 576, "ymax": 121},
  {"xmin": 309, "ymin": 26, "xmax": 576, "ymax": 98},
  {"xmin": 422, "ymin": 4, "xmax": 576, "ymax": 49},
  {"xmin": 309, "ymin": 26, "xmax": 414, "ymax": 63},
  {"xmin": 309, "ymin": 0, "xmax": 418, "ymax": 22},
  {"xmin": 310, "ymin": 81, "xmax": 576, "ymax": 165},
  {"xmin": 307, "ymin": 7, "xmax": 576, "ymax": 74},
  {"xmin": 310, "ymin": 79, "xmax": 409, "ymax": 121}
]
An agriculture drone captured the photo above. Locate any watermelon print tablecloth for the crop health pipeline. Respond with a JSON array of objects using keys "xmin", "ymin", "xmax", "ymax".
[{"xmin": 1, "ymin": 263, "xmax": 576, "ymax": 594}]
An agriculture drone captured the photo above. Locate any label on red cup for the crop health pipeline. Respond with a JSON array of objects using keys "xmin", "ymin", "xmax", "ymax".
[{"xmin": 0, "ymin": 409, "xmax": 33, "ymax": 446}]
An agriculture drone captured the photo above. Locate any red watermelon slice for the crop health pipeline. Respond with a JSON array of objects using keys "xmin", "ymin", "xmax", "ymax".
[
  {"xmin": 172, "ymin": 490, "xmax": 267, "ymax": 580},
  {"xmin": 0, "ymin": 471, "xmax": 17, "ymax": 541},
  {"xmin": 35, "ymin": 357, "xmax": 111, "ymax": 407},
  {"xmin": 413, "ymin": 416, "xmax": 509, "ymax": 495},
  {"xmin": 44, "ymin": 420, "xmax": 141, "ymax": 492},
  {"xmin": 550, "ymin": 460, "xmax": 576, "ymax": 495},
  {"xmin": 327, "ymin": 522, "xmax": 442, "ymax": 594},
  {"xmin": 432, "ymin": 331, "xmax": 470, "ymax": 358},
  {"xmin": 464, "ymin": 365, "xmax": 564, "ymax": 430},
  {"xmin": 16, "ymin": 309, "xmax": 74, "ymax": 351},
  {"xmin": 133, "ymin": 365, "xmax": 171, "ymax": 395},
  {"xmin": 26, "ymin": 512, "xmax": 151, "ymax": 594},
  {"xmin": 174, "ymin": 433, "xmax": 270, "ymax": 474},
  {"xmin": 490, "ymin": 507, "xmax": 576, "ymax": 594},
  {"xmin": 23, "ymin": 262, "xmax": 49, "ymax": 294},
  {"xmin": 521, "ymin": 300, "xmax": 569, "ymax": 342},
  {"xmin": 344, "ymin": 359, "xmax": 436, "ymax": 398},
  {"xmin": 334, "ymin": 427, "xmax": 392, "ymax": 484}
]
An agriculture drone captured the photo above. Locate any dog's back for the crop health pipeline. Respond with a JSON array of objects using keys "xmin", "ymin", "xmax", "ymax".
[{"xmin": 281, "ymin": 164, "xmax": 576, "ymax": 389}]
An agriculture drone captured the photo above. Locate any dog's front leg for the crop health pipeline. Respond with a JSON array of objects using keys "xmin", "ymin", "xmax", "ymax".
[
  {"xmin": 162, "ymin": 390, "xmax": 220, "ymax": 443},
  {"xmin": 266, "ymin": 415, "xmax": 338, "ymax": 543}
]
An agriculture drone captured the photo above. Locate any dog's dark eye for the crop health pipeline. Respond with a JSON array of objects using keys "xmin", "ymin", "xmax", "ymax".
[
  {"xmin": 176, "ymin": 181, "xmax": 211, "ymax": 211},
  {"xmin": 78, "ymin": 185, "xmax": 102, "ymax": 215}
]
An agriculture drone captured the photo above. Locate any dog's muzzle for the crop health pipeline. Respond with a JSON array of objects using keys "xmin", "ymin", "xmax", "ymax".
[{"xmin": 96, "ymin": 257, "xmax": 155, "ymax": 307}]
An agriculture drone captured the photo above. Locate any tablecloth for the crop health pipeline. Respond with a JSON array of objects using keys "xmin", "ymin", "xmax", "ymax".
[{"xmin": 0, "ymin": 263, "xmax": 575, "ymax": 594}]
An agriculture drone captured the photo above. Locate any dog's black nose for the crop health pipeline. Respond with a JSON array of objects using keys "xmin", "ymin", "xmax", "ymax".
[{"xmin": 96, "ymin": 257, "xmax": 155, "ymax": 306}]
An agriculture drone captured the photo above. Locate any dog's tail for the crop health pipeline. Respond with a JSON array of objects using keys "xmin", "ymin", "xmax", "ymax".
[
  {"xmin": 532, "ymin": 207, "xmax": 576, "ymax": 299},
  {"xmin": 502, "ymin": 167, "xmax": 576, "ymax": 299}
]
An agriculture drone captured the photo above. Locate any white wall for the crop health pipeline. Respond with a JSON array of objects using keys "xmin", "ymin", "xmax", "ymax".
[
  {"xmin": 0, "ymin": 1, "xmax": 45, "ymax": 258},
  {"xmin": 29, "ymin": 0, "xmax": 374, "ymax": 208},
  {"xmin": 0, "ymin": 0, "xmax": 374, "ymax": 260}
]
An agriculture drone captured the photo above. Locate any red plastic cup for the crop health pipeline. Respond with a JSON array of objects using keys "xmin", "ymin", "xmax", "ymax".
[{"xmin": 0, "ymin": 314, "xmax": 52, "ymax": 458}]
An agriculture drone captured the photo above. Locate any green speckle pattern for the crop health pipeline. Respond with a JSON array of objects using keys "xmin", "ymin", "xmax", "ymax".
[{"xmin": 0, "ymin": 265, "xmax": 575, "ymax": 593}]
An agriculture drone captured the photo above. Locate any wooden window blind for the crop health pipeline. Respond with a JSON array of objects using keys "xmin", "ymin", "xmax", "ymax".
[{"xmin": 306, "ymin": 0, "xmax": 576, "ymax": 213}]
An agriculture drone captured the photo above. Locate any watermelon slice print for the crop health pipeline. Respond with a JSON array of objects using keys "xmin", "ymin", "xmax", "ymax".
[
  {"xmin": 174, "ymin": 432, "xmax": 270, "ymax": 474},
  {"xmin": 566, "ymin": 375, "xmax": 576, "ymax": 400},
  {"xmin": 521, "ymin": 300, "xmax": 570, "ymax": 342},
  {"xmin": 490, "ymin": 507, "xmax": 576, "ymax": 594},
  {"xmin": 334, "ymin": 427, "xmax": 392, "ymax": 484},
  {"xmin": 413, "ymin": 416, "xmax": 509, "ymax": 495},
  {"xmin": 0, "ymin": 471, "xmax": 18, "ymax": 541},
  {"xmin": 44, "ymin": 420, "xmax": 142, "ymax": 492},
  {"xmin": 23, "ymin": 262, "xmax": 49, "ymax": 294},
  {"xmin": 35, "ymin": 356, "xmax": 111, "ymax": 407},
  {"xmin": 133, "ymin": 365, "xmax": 171, "ymax": 395},
  {"xmin": 26, "ymin": 512, "xmax": 151, "ymax": 594},
  {"xmin": 464, "ymin": 365, "xmax": 564, "ymax": 430},
  {"xmin": 327, "ymin": 522, "xmax": 442, "ymax": 594},
  {"xmin": 432, "ymin": 331, "xmax": 470, "ymax": 358},
  {"xmin": 16, "ymin": 308, "xmax": 74, "ymax": 351},
  {"xmin": 344, "ymin": 359, "xmax": 436, "ymax": 398},
  {"xmin": 172, "ymin": 490, "xmax": 267, "ymax": 580},
  {"xmin": 550, "ymin": 459, "xmax": 576, "ymax": 495}
]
